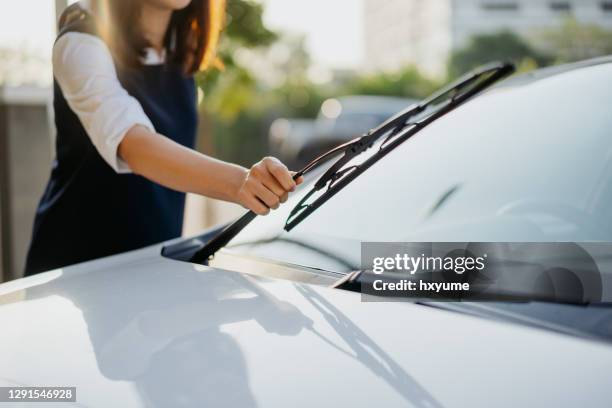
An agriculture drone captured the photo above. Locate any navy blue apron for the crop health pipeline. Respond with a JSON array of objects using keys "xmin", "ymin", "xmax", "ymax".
[{"xmin": 25, "ymin": 8, "xmax": 197, "ymax": 276}]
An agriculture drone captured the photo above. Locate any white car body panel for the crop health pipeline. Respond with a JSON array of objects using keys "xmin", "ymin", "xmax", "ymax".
[{"xmin": 1, "ymin": 244, "xmax": 611, "ymax": 407}]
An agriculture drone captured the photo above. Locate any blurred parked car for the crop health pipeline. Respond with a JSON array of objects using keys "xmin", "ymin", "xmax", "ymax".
[{"xmin": 270, "ymin": 95, "xmax": 416, "ymax": 167}]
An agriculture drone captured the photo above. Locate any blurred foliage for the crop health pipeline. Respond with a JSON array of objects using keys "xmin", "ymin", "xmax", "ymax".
[
  {"xmin": 448, "ymin": 31, "xmax": 552, "ymax": 79},
  {"xmin": 538, "ymin": 17, "xmax": 612, "ymax": 63},
  {"xmin": 340, "ymin": 66, "xmax": 440, "ymax": 99},
  {"xmin": 223, "ymin": 0, "xmax": 277, "ymax": 47},
  {"xmin": 448, "ymin": 19, "xmax": 612, "ymax": 79},
  {"xmin": 271, "ymin": 82, "xmax": 328, "ymax": 118},
  {"xmin": 194, "ymin": 0, "xmax": 277, "ymax": 164},
  {"xmin": 197, "ymin": 0, "xmax": 441, "ymax": 166},
  {"xmin": 195, "ymin": 0, "xmax": 276, "ymax": 102},
  {"xmin": 199, "ymin": 3, "xmax": 612, "ymax": 166}
]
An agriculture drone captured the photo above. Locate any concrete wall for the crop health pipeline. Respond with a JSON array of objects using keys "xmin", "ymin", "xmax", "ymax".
[{"xmin": 0, "ymin": 86, "xmax": 53, "ymax": 282}]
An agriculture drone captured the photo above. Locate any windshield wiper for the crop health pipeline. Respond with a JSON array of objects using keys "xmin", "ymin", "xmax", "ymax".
[
  {"xmin": 190, "ymin": 62, "xmax": 515, "ymax": 263},
  {"xmin": 189, "ymin": 139, "xmax": 349, "ymax": 263},
  {"xmin": 284, "ymin": 61, "xmax": 515, "ymax": 231}
]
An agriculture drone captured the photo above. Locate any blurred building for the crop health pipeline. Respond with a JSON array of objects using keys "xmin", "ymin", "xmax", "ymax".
[{"xmin": 364, "ymin": 0, "xmax": 612, "ymax": 77}]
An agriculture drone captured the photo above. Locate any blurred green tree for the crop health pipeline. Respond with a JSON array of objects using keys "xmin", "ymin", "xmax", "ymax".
[
  {"xmin": 267, "ymin": 35, "xmax": 328, "ymax": 118},
  {"xmin": 223, "ymin": 0, "xmax": 277, "ymax": 47},
  {"xmin": 207, "ymin": 34, "xmax": 328, "ymax": 165},
  {"xmin": 195, "ymin": 0, "xmax": 278, "ymax": 164},
  {"xmin": 448, "ymin": 31, "xmax": 552, "ymax": 79},
  {"xmin": 340, "ymin": 66, "xmax": 440, "ymax": 99},
  {"xmin": 537, "ymin": 17, "xmax": 612, "ymax": 63},
  {"xmin": 196, "ymin": 0, "xmax": 277, "ymax": 115}
]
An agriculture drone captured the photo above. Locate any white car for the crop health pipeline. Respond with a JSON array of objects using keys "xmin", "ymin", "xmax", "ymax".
[{"xmin": 2, "ymin": 58, "xmax": 612, "ymax": 407}]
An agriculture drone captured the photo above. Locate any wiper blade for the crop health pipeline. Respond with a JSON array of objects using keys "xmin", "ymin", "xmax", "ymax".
[
  {"xmin": 284, "ymin": 62, "xmax": 515, "ymax": 231},
  {"xmin": 190, "ymin": 62, "xmax": 515, "ymax": 264}
]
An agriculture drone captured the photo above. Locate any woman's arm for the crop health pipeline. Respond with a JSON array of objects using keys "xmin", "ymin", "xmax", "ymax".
[
  {"xmin": 54, "ymin": 33, "xmax": 300, "ymax": 216},
  {"xmin": 119, "ymin": 125, "xmax": 302, "ymax": 215}
]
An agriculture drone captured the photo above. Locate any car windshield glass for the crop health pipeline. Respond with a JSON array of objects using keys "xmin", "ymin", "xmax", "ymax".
[{"xmin": 213, "ymin": 63, "xmax": 612, "ymax": 296}]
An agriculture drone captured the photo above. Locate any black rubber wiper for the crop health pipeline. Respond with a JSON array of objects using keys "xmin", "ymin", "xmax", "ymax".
[
  {"xmin": 284, "ymin": 62, "xmax": 515, "ymax": 231},
  {"xmin": 190, "ymin": 62, "xmax": 515, "ymax": 263}
]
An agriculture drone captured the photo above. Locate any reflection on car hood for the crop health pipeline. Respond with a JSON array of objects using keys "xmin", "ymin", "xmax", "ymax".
[{"xmin": 1, "ymin": 245, "xmax": 611, "ymax": 408}]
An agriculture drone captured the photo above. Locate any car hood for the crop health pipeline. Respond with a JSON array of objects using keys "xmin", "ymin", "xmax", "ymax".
[{"xmin": 1, "ymin": 245, "xmax": 611, "ymax": 408}]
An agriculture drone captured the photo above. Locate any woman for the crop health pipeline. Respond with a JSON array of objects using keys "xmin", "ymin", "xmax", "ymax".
[{"xmin": 25, "ymin": 0, "xmax": 302, "ymax": 276}]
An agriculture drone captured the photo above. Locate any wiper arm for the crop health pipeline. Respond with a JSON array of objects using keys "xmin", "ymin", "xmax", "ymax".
[
  {"xmin": 311, "ymin": 62, "xmax": 514, "ymax": 189},
  {"xmin": 189, "ymin": 137, "xmax": 352, "ymax": 263},
  {"xmin": 190, "ymin": 62, "xmax": 515, "ymax": 264},
  {"xmin": 284, "ymin": 62, "xmax": 515, "ymax": 231}
]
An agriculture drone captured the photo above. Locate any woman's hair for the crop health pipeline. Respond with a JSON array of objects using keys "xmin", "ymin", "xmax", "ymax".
[{"xmin": 60, "ymin": 0, "xmax": 225, "ymax": 75}]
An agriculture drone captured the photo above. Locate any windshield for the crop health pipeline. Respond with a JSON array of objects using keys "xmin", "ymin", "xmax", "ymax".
[{"xmin": 214, "ymin": 63, "xmax": 612, "ymax": 279}]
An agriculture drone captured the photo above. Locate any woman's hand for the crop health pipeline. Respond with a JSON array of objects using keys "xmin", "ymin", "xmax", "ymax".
[{"xmin": 235, "ymin": 157, "xmax": 304, "ymax": 215}]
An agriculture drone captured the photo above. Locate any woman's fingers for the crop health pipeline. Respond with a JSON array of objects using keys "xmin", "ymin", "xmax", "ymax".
[
  {"xmin": 263, "ymin": 157, "xmax": 296, "ymax": 191},
  {"xmin": 239, "ymin": 156, "xmax": 301, "ymax": 215},
  {"xmin": 291, "ymin": 172, "xmax": 304, "ymax": 186},
  {"xmin": 242, "ymin": 192, "xmax": 270, "ymax": 215},
  {"xmin": 249, "ymin": 178, "xmax": 280, "ymax": 209},
  {"xmin": 260, "ymin": 170, "xmax": 287, "ymax": 197}
]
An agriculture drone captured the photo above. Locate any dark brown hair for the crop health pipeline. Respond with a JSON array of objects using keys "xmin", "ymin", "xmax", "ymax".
[{"xmin": 61, "ymin": 0, "xmax": 225, "ymax": 75}]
